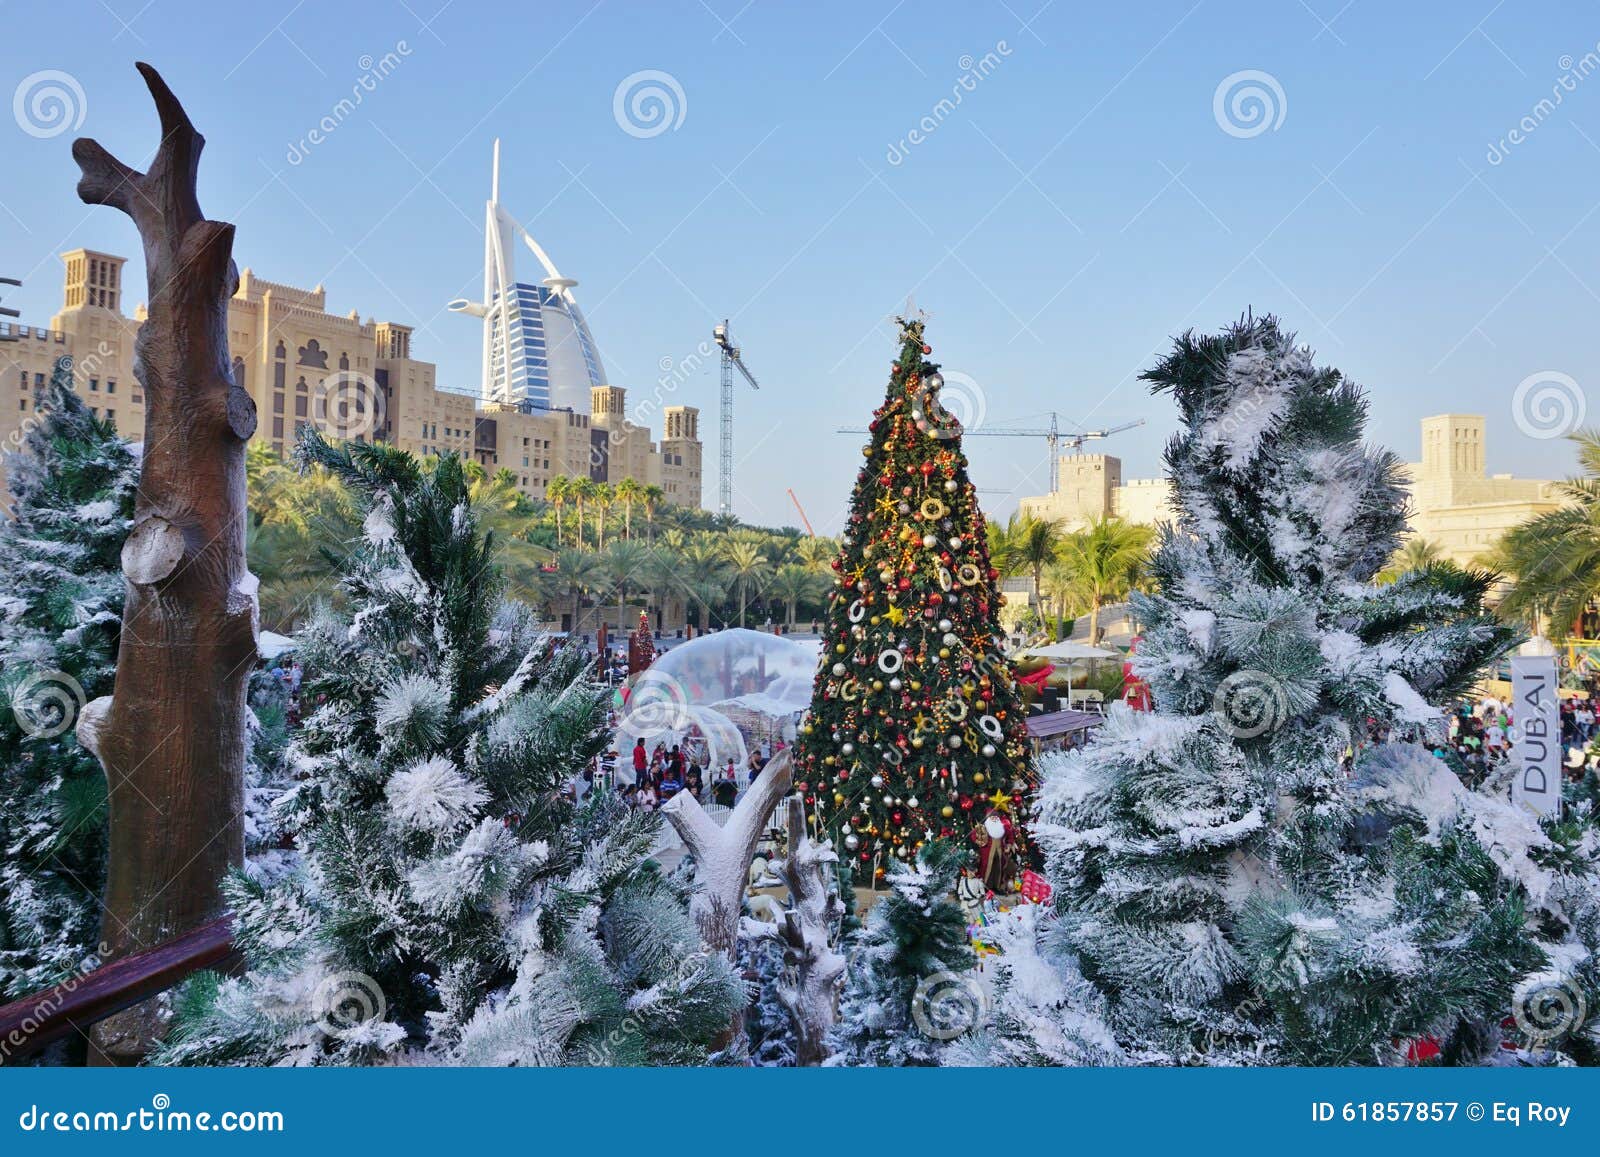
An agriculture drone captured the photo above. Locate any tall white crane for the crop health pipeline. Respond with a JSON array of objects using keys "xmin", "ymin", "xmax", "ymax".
[{"xmin": 713, "ymin": 319, "xmax": 760, "ymax": 518}]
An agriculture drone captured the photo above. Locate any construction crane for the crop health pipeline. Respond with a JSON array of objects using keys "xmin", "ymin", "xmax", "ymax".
[
  {"xmin": 787, "ymin": 488, "xmax": 816, "ymax": 536},
  {"xmin": 837, "ymin": 411, "xmax": 1146, "ymax": 493},
  {"xmin": 713, "ymin": 319, "xmax": 760, "ymax": 518}
]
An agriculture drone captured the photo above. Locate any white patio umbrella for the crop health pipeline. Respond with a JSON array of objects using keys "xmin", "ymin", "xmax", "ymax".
[{"xmin": 1019, "ymin": 640, "xmax": 1119, "ymax": 707}]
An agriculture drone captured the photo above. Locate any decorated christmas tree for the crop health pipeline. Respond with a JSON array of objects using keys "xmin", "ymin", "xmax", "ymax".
[
  {"xmin": 1030, "ymin": 315, "xmax": 1597, "ymax": 1064},
  {"xmin": 155, "ymin": 433, "xmax": 744, "ymax": 1065},
  {"xmin": 628, "ymin": 609, "xmax": 656, "ymax": 674},
  {"xmin": 795, "ymin": 318, "xmax": 1033, "ymax": 885},
  {"xmin": 0, "ymin": 360, "xmax": 137, "ymax": 999}
]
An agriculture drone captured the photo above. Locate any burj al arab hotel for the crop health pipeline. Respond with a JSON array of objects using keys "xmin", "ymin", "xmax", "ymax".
[{"xmin": 448, "ymin": 141, "xmax": 607, "ymax": 413}]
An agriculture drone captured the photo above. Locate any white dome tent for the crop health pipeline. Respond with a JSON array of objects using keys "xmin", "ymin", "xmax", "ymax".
[{"xmin": 613, "ymin": 629, "xmax": 819, "ymax": 787}]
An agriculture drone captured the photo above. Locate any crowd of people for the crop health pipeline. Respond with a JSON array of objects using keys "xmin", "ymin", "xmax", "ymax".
[
  {"xmin": 1433, "ymin": 692, "xmax": 1598, "ymax": 786},
  {"xmin": 265, "ymin": 657, "xmax": 307, "ymax": 727},
  {"xmin": 590, "ymin": 735, "xmax": 784, "ymax": 813}
]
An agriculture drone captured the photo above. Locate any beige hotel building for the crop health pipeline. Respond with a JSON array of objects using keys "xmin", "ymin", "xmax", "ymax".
[
  {"xmin": 1018, "ymin": 414, "xmax": 1563, "ymax": 568},
  {"xmin": 1, "ymin": 248, "xmax": 703, "ymax": 509}
]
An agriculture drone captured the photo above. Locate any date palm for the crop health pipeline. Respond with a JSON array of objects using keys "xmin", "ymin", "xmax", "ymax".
[
  {"xmin": 1046, "ymin": 515, "xmax": 1154, "ymax": 644},
  {"xmin": 988, "ymin": 511, "xmax": 1066, "ymax": 597},
  {"xmin": 767, "ymin": 563, "xmax": 823, "ymax": 630},
  {"xmin": 592, "ymin": 481, "xmax": 614, "ymax": 550},
  {"xmin": 556, "ymin": 547, "xmax": 603, "ymax": 632},
  {"xmin": 641, "ymin": 483, "xmax": 666, "ymax": 544},
  {"xmin": 546, "ymin": 474, "xmax": 571, "ymax": 547},
  {"xmin": 569, "ymin": 476, "xmax": 596, "ymax": 551},
  {"xmin": 1376, "ymin": 537, "xmax": 1444, "ymax": 585},
  {"xmin": 1498, "ymin": 428, "xmax": 1600, "ymax": 638},
  {"xmin": 723, "ymin": 539, "xmax": 771, "ymax": 628},
  {"xmin": 601, "ymin": 540, "xmax": 652, "ymax": 631},
  {"xmin": 614, "ymin": 476, "xmax": 643, "ymax": 541}
]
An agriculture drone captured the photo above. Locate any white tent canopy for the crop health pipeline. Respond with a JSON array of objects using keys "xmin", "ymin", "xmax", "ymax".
[
  {"xmin": 258, "ymin": 630, "xmax": 298, "ymax": 661},
  {"xmin": 1020, "ymin": 640, "xmax": 1118, "ymax": 661}
]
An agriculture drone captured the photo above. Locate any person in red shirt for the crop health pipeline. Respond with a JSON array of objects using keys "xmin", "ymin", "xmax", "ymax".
[{"xmin": 632, "ymin": 738, "xmax": 647, "ymax": 783}]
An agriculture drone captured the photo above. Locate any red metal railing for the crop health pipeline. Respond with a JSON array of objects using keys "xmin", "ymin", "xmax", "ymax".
[{"xmin": 0, "ymin": 915, "xmax": 234, "ymax": 1064}]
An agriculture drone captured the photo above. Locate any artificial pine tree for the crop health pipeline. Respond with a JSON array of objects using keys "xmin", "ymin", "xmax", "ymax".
[
  {"xmin": 155, "ymin": 432, "xmax": 744, "ymax": 1065},
  {"xmin": 829, "ymin": 840, "xmax": 977, "ymax": 1065},
  {"xmin": 796, "ymin": 317, "xmax": 1032, "ymax": 886},
  {"xmin": 1031, "ymin": 315, "xmax": 1596, "ymax": 1064},
  {"xmin": 0, "ymin": 360, "xmax": 137, "ymax": 999}
]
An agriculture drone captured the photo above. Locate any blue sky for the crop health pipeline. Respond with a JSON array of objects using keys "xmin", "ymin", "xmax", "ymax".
[{"xmin": 4, "ymin": 0, "xmax": 1599, "ymax": 531}]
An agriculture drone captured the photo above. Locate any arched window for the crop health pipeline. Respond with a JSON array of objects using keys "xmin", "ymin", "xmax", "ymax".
[
  {"xmin": 338, "ymin": 352, "xmax": 349, "ymax": 371},
  {"xmin": 231, "ymin": 356, "xmax": 246, "ymax": 390},
  {"xmin": 297, "ymin": 339, "xmax": 329, "ymax": 369},
  {"xmin": 295, "ymin": 376, "xmax": 308, "ymax": 392}
]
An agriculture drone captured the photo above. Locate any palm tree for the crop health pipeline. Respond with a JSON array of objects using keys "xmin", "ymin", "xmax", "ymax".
[
  {"xmin": 546, "ymin": 474, "xmax": 571, "ymax": 546},
  {"xmin": 592, "ymin": 481, "xmax": 614, "ymax": 550},
  {"xmin": 601, "ymin": 540, "xmax": 651, "ymax": 631},
  {"xmin": 469, "ymin": 468, "xmax": 551, "ymax": 605},
  {"xmin": 795, "ymin": 535, "xmax": 839, "ymax": 574},
  {"xmin": 989, "ymin": 512, "xmax": 1067, "ymax": 598},
  {"xmin": 677, "ymin": 537, "xmax": 732, "ymax": 630},
  {"xmin": 1499, "ymin": 429, "xmax": 1600, "ymax": 638},
  {"xmin": 556, "ymin": 547, "xmax": 603, "ymax": 632},
  {"xmin": 723, "ymin": 539, "xmax": 771, "ymax": 628},
  {"xmin": 641, "ymin": 483, "xmax": 666, "ymax": 543},
  {"xmin": 569, "ymin": 476, "xmax": 596, "ymax": 550},
  {"xmin": 1376, "ymin": 537, "xmax": 1444, "ymax": 585},
  {"xmin": 1046, "ymin": 516, "xmax": 1155, "ymax": 645},
  {"xmin": 767, "ymin": 563, "xmax": 822, "ymax": 630},
  {"xmin": 613, "ymin": 476, "xmax": 643, "ymax": 541}
]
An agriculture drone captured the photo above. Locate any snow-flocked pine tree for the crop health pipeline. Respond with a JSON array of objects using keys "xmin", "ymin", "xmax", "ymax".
[
  {"xmin": 829, "ymin": 840, "xmax": 977, "ymax": 1065},
  {"xmin": 1030, "ymin": 316, "xmax": 1597, "ymax": 1065},
  {"xmin": 0, "ymin": 360, "xmax": 137, "ymax": 999},
  {"xmin": 154, "ymin": 432, "xmax": 744, "ymax": 1065}
]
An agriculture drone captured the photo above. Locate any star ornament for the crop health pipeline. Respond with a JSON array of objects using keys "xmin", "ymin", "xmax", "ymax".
[
  {"xmin": 986, "ymin": 788, "xmax": 1011, "ymax": 812},
  {"xmin": 885, "ymin": 604, "xmax": 907, "ymax": 626}
]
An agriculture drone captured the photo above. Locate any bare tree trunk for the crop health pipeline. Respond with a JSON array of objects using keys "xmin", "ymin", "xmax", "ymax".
[
  {"xmin": 748, "ymin": 797, "xmax": 845, "ymax": 1066},
  {"xmin": 660, "ymin": 751, "xmax": 793, "ymax": 1044},
  {"xmin": 71, "ymin": 64, "xmax": 256, "ymax": 1063}
]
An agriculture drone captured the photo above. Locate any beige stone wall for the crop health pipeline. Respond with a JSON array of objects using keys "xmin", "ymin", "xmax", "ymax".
[{"xmin": 2, "ymin": 250, "xmax": 704, "ymax": 508}]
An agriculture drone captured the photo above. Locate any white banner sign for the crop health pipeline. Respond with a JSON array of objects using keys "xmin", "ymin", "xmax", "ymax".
[{"xmin": 1510, "ymin": 655, "xmax": 1562, "ymax": 820}]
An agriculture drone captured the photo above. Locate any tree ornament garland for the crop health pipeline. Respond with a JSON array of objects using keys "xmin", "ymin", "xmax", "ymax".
[{"xmin": 794, "ymin": 317, "xmax": 1035, "ymax": 878}]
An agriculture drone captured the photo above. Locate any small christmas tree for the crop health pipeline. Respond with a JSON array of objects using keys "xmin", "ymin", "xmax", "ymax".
[
  {"xmin": 830, "ymin": 840, "xmax": 977, "ymax": 1065},
  {"xmin": 628, "ymin": 609, "xmax": 655, "ymax": 674},
  {"xmin": 155, "ymin": 433, "xmax": 744, "ymax": 1065},
  {"xmin": 795, "ymin": 318, "xmax": 1032, "ymax": 886},
  {"xmin": 0, "ymin": 360, "xmax": 137, "ymax": 999},
  {"xmin": 1031, "ymin": 316, "xmax": 1595, "ymax": 1064}
]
